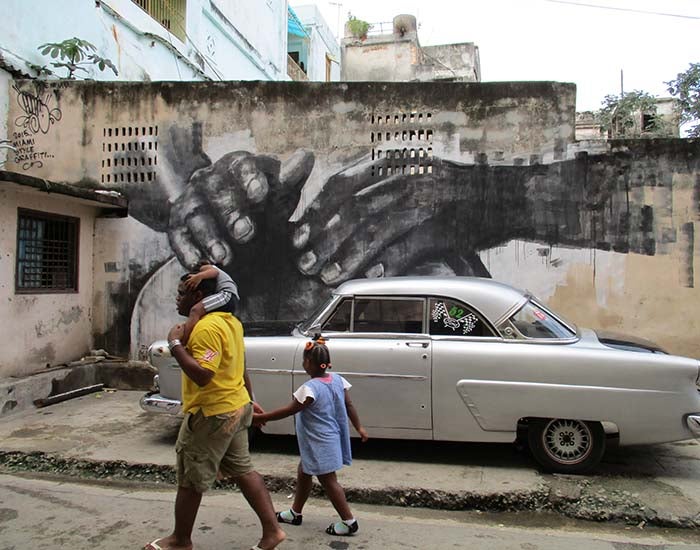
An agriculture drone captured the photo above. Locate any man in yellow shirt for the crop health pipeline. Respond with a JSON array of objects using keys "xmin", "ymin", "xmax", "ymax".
[{"xmin": 145, "ymin": 275, "xmax": 285, "ymax": 550}]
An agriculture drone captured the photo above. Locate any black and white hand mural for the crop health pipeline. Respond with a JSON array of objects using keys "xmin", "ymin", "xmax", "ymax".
[
  {"xmin": 5, "ymin": 81, "xmax": 700, "ymax": 357},
  {"xmin": 122, "ymin": 123, "xmax": 700, "ymax": 333}
]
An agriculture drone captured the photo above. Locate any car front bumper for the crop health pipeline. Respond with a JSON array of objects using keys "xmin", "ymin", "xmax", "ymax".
[
  {"xmin": 139, "ymin": 392, "xmax": 182, "ymax": 415},
  {"xmin": 687, "ymin": 415, "xmax": 700, "ymax": 437}
]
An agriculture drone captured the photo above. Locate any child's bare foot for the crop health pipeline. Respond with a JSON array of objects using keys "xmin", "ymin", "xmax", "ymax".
[
  {"xmin": 144, "ymin": 534, "xmax": 193, "ymax": 549},
  {"xmin": 254, "ymin": 527, "xmax": 286, "ymax": 549}
]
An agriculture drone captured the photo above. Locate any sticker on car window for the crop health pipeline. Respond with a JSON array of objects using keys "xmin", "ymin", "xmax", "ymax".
[
  {"xmin": 533, "ymin": 310, "xmax": 546, "ymax": 321},
  {"xmin": 432, "ymin": 302, "xmax": 478, "ymax": 334}
]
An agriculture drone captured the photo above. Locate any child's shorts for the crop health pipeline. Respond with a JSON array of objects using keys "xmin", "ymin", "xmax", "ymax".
[{"xmin": 175, "ymin": 403, "xmax": 253, "ymax": 493}]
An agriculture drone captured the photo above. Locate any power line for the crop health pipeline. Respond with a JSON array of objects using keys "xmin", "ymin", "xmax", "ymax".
[{"xmin": 545, "ymin": 0, "xmax": 700, "ymax": 20}]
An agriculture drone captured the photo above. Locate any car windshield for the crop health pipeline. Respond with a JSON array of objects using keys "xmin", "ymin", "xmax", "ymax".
[
  {"xmin": 298, "ymin": 296, "xmax": 337, "ymax": 334},
  {"xmin": 509, "ymin": 299, "xmax": 575, "ymax": 339}
]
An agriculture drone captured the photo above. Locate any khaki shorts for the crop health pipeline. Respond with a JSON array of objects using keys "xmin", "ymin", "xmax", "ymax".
[{"xmin": 175, "ymin": 402, "xmax": 253, "ymax": 493}]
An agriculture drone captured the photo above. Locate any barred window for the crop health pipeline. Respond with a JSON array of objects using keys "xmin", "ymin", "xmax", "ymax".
[
  {"xmin": 131, "ymin": 0, "xmax": 187, "ymax": 42},
  {"xmin": 16, "ymin": 209, "xmax": 79, "ymax": 293}
]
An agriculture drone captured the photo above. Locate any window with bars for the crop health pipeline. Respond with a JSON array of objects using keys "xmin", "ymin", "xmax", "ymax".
[
  {"xmin": 16, "ymin": 210, "xmax": 79, "ymax": 293},
  {"xmin": 131, "ymin": 0, "xmax": 187, "ymax": 42}
]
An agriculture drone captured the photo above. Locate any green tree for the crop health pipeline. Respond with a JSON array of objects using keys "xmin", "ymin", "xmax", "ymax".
[
  {"xmin": 666, "ymin": 62, "xmax": 700, "ymax": 138},
  {"xmin": 38, "ymin": 37, "xmax": 118, "ymax": 79},
  {"xmin": 596, "ymin": 90, "xmax": 668, "ymax": 138}
]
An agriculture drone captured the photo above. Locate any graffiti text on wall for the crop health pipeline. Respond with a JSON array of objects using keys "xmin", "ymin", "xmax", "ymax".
[{"xmin": 11, "ymin": 85, "xmax": 61, "ymax": 169}]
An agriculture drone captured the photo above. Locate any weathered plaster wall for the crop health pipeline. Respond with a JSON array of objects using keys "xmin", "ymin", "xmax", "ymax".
[
  {"xmin": 0, "ymin": 68, "xmax": 10, "ymax": 166},
  {"xmin": 0, "ymin": 184, "xmax": 97, "ymax": 377},
  {"xmin": 342, "ymin": 38, "xmax": 420, "ymax": 82},
  {"xmin": 4, "ymin": 79, "xmax": 700, "ymax": 360}
]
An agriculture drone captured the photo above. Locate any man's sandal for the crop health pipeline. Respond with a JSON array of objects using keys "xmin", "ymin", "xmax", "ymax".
[
  {"xmin": 325, "ymin": 520, "xmax": 359, "ymax": 536},
  {"xmin": 276, "ymin": 509, "xmax": 303, "ymax": 525}
]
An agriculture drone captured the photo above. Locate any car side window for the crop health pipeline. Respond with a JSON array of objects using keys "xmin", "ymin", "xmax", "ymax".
[
  {"xmin": 353, "ymin": 298, "xmax": 424, "ymax": 333},
  {"xmin": 429, "ymin": 298, "xmax": 494, "ymax": 337},
  {"xmin": 323, "ymin": 298, "xmax": 352, "ymax": 332}
]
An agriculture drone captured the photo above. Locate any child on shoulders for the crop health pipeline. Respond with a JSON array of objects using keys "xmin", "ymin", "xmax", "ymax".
[{"xmin": 181, "ymin": 260, "xmax": 240, "ymax": 344}]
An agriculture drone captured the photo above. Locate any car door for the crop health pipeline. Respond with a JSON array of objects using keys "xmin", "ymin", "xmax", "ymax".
[{"xmin": 314, "ymin": 296, "xmax": 433, "ymax": 437}]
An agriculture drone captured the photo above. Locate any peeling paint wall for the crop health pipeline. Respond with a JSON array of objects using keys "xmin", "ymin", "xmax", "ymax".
[
  {"xmin": 4, "ymin": 79, "xmax": 700, "ymax": 360},
  {"xmin": 0, "ymin": 185, "xmax": 97, "ymax": 377}
]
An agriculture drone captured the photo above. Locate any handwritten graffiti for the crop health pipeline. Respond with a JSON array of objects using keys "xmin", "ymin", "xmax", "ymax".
[
  {"xmin": 13, "ymin": 85, "xmax": 62, "ymax": 135},
  {"xmin": 10, "ymin": 129, "xmax": 55, "ymax": 169}
]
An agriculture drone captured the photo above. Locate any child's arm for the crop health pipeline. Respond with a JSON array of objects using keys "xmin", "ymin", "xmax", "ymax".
[
  {"xmin": 345, "ymin": 390, "xmax": 369, "ymax": 442},
  {"xmin": 184, "ymin": 264, "xmax": 219, "ymax": 291},
  {"xmin": 252, "ymin": 397, "xmax": 310, "ymax": 427},
  {"xmin": 180, "ymin": 266, "xmax": 219, "ymax": 344}
]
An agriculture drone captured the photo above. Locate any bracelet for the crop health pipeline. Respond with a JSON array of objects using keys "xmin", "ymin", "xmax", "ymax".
[{"xmin": 168, "ymin": 339, "xmax": 182, "ymax": 351}]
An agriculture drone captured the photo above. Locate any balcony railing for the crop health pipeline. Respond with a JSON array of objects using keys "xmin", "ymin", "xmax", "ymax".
[
  {"xmin": 287, "ymin": 55, "xmax": 308, "ymax": 81},
  {"xmin": 131, "ymin": 0, "xmax": 187, "ymax": 42}
]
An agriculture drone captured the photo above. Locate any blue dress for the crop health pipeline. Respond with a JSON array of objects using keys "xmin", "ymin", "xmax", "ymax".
[{"xmin": 293, "ymin": 374, "xmax": 352, "ymax": 476}]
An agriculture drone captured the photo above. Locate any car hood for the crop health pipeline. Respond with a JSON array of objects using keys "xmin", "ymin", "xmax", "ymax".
[{"xmin": 594, "ymin": 329, "xmax": 667, "ymax": 354}]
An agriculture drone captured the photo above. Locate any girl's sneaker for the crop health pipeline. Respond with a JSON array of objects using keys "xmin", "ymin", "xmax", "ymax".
[
  {"xmin": 326, "ymin": 519, "xmax": 359, "ymax": 536},
  {"xmin": 276, "ymin": 509, "xmax": 303, "ymax": 526}
]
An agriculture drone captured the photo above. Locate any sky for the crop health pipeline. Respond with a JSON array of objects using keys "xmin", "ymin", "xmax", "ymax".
[{"xmin": 294, "ymin": 0, "xmax": 700, "ymax": 112}]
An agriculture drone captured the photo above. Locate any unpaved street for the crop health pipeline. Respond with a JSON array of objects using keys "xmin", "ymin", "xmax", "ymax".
[{"xmin": 2, "ymin": 473, "xmax": 700, "ymax": 549}]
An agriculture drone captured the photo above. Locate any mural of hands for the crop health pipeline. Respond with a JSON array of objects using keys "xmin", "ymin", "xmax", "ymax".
[
  {"xmin": 291, "ymin": 157, "xmax": 521, "ymax": 286},
  {"xmin": 166, "ymin": 149, "xmax": 314, "ymax": 270}
]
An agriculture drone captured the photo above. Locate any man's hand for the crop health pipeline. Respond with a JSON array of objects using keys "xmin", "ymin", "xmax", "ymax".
[
  {"xmin": 167, "ymin": 323, "xmax": 185, "ymax": 342},
  {"xmin": 252, "ymin": 401, "xmax": 265, "ymax": 414},
  {"xmin": 252, "ymin": 413, "xmax": 266, "ymax": 427}
]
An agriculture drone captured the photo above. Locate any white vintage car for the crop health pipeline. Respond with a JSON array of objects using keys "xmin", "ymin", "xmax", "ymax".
[{"xmin": 141, "ymin": 276, "xmax": 700, "ymax": 474}]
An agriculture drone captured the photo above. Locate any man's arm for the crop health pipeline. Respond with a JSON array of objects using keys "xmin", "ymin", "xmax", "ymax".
[
  {"xmin": 167, "ymin": 323, "xmax": 215, "ymax": 387},
  {"xmin": 243, "ymin": 367, "xmax": 264, "ymax": 413}
]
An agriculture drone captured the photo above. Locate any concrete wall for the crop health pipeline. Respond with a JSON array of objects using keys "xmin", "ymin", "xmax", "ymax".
[
  {"xmin": 4, "ymin": 79, "xmax": 700, "ymax": 361},
  {"xmin": 0, "ymin": 184, "xmax": 99, "ymax": 377},
  {"xmin": 0, "ymin": 0, "xmax": 288, "ymax": 81}
]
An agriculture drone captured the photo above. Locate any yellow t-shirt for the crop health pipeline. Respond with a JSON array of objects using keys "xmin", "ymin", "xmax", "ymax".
[{"xmin": 182, "ymin": 312, "xmax": 250, "ymax": 416}]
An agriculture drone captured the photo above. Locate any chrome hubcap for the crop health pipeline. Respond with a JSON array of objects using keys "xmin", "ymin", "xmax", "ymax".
[{"xmin": 542, "ymin": 419, "xmax": 592, "ymax": 465}]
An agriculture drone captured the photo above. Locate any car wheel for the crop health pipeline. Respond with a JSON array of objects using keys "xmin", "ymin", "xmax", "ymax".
[{"xmin": 527, "ymin": 418, "xmax": 605, "ymax": 474}]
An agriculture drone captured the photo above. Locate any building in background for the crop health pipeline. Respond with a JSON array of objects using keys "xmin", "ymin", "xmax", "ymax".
[
  {"xmin": 341, "ymin": 14, "xmax": 480, "ymax": 83},
  {"xmin": 575, "ymin": 98, "xmax": 680, "ymax": 140},
  {"xmin": 288, "ymin": 4, "xmax": 340, "ymax": 82}
]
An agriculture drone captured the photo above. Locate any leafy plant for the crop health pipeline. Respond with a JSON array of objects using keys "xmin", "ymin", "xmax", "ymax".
[
  {"xmin": 347, "ymin": 15, "xmax": 371, "ymax": 39},
  {"xmin": 38, "ymin": 37, "xmax": 118, "ymax": 79},
  {"xmin": 666, "ymin": 62, "xmax": 700, "ymax": 138},
  {"xmin": 595, "ymin": 90, "xmax": 669, "ymax": 138}
]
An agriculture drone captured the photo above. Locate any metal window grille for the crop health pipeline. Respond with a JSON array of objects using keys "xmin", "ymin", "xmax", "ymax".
[
  {"xmin": 16, "ymin": 210, "xmax": 79, "ymax": 292},
  {"xmin": 131, "ymin": 0, "xmax": 187, "ymax": 42}
]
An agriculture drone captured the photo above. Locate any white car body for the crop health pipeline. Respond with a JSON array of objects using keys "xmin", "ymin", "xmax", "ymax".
[{"xmin": 141, "ymin": 276, "xmax": 700, "ymax": 473}]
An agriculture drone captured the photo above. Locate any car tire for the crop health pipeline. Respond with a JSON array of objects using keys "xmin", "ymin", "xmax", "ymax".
[{"xmin": 527, "ymin": 418, "xmax": 605, "ymax": 474}]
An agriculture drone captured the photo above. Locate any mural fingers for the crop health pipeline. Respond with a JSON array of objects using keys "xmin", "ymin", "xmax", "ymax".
[
  {"xmin": 186, "ymin": 210, "xmax": 233, "ymax": 265},
  {"xmin": 307, "ymin": 207, "xmax": 436, "ymax": 285},
  {"xmin": 168, "ymin": 226, "xmax": 201, "ymax": 270}
]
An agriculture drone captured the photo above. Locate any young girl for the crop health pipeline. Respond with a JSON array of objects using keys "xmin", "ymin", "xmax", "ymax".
[{"xmin": 253, "ymin": 336, "xmax": 368, "ymax": 536}]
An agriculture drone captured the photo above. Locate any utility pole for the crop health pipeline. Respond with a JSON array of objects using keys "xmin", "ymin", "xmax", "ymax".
[
  {"xmin": 620, "ymin": 69, "xmax": 624, "ymax": 96},
  {"xmin": 329, "ymin": 1, "xmax": 343, "ymax": 39}
]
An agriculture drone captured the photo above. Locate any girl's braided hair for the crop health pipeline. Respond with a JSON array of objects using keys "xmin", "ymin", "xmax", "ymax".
[{"xmin": 303, "ymin": 333, "xmax": 331, "ymax": 370}]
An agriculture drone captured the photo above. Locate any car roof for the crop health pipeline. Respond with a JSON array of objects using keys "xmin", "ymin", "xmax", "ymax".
[{"xmin": 333, "ymin": 276, "xmax": 528, "ymax": 324}]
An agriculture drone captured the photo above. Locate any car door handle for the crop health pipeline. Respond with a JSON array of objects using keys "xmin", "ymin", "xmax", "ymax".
[{"xmin": 405, "ymin": 342, "xmax": 429, "ymax": 348}]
